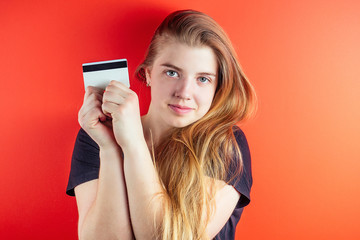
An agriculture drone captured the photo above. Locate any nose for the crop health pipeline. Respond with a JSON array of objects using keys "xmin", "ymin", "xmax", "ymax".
[{"xmin": 174, "ymin": 77, "xmax": 192, "ymax": 100}]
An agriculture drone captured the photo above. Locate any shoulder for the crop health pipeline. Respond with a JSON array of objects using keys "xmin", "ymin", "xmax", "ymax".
[
  {"xmin": 73, "ymin": 128, "xmax": 100, "ymax": 162},
  {"xmin": 232, "ymin": 126, "xmax": 251, "ymax": 168},
  {"xmin": 77, "ymin": 128, "xmax": 100, "ymax": 150},
  {"xmin": 230, "ymin": 125, "xmax": 253, "ymax": 208},
  {"xmin": 213, "ymin": 126, "xmax": 253, "ymax": 238},
  {"xmin": 66, "ymin": 128, "xmax": 100, "ymax": 196}
]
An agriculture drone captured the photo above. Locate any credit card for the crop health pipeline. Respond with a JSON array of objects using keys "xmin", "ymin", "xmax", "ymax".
[{"xmin": 82, "ymin": 59, "xmax": 130, "ymax": 90}]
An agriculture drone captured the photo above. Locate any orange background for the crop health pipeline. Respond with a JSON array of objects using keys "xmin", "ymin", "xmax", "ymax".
[{"xmin": 1, "ymin": 0, "xmax": 359, "ymax": 239}]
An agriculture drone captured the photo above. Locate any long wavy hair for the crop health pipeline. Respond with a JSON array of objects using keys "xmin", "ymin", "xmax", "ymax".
[{"xmin": 136, "ymin": 10, "xmax": 256, "ymax": 240}]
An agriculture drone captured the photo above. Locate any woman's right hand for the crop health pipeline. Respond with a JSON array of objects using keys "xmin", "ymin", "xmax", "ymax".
[{"xmin": 78, "ymin": 86, "xmax": 117, "ymax": 149}]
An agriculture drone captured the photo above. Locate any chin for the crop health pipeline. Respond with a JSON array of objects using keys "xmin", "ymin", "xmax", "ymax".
[
  {"xmin": 168, "ymin": 118, "xmax": 198, "ymax": 129},
  {"xmin": 171, "ymin": 122, "xmax": 191, "ymax": 129}
]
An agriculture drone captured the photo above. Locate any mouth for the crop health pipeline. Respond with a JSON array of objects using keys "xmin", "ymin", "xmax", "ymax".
[{"xmin": 168, "ymin": 104, "xmax": 194, "ymax": 114}]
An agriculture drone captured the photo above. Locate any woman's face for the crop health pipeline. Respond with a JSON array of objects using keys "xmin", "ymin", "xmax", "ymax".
[{"xmin": 146, "ymin": 41, "xmax": 218, "ymax": 130}]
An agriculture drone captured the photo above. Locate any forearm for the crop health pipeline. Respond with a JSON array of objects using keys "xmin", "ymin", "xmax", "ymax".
[
  {"xmin": 80, "ymin": 147, "xmax": 134, "ymax": 240},
  {"xmin": 123, "ymin": 140, "xmax": 165, "ymax": 240}
]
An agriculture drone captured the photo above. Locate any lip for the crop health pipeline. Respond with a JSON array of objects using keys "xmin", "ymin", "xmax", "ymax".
[{"xmin": 168, "ymin": 104, "xmax": 194, "ymax": 114}]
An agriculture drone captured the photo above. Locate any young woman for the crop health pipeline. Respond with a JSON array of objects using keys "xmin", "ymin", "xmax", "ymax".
[{"xmin": 66, "ymin": 10, "xmax": 256, "ymax": 240}]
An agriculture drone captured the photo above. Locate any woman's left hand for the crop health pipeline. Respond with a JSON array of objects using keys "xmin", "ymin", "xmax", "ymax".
[{"xmin": 102, "ymin": 80, "xmax": 144, "ymax": 150}]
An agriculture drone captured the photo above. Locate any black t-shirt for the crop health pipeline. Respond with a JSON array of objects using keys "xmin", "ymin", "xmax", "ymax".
[{"xmin": 66, "ymin": 127, "xmax": 252, "ymax": 239}]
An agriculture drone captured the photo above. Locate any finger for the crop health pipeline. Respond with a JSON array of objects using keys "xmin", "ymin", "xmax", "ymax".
[
  {"xmin": 106, "ymin": 80, "xmax": 133, "ymax": 97},
  {"xmin": 108, "ymin": 80, "xmax": 130, "ymax": 90},
  {"xmin": 79, "ymin": 91, "xmax": 104, "ymax": 120},
  {"xmin": 80, "ymin": 91, "xmax": 102, "ymax": 114},
  {"xmin": 102, "ymin": 101, "xmax": 122, "ymax": 118},
  {"xmin": 82, "ymin": 88, "xmax": 104, "ymax": 114},
  {"xmin": 102, "ymin": 89, "xmax": 126, "ymax": 105},
  {"xmin": 84, "ymin": 86, "xmax": 104, "ymax": 100},
  {"xmin": 79, "ymin": 107, "xmax": 107, "ymax": 129},
  {"xmin": 79, "ymin": 99, "xmax": 102, "ymax": 121},
  {"xmin": 105, "ymin": 83, "xmax": 139, "ymax": 106}
]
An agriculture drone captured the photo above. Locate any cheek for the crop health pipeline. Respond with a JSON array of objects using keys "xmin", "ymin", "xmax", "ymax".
[
  {"xmin": 150, "ymin": 88, "xmax": 161, "ymax": 104},
  {"xmin": 150, "ymin": 83, "xmax": 170, "ymax": 104},
  {"xmin": 198, "ymin": 92, "xmax": 215, "ymax": 111},
  {"xmin": 151, "ymin": 77, "xmax": 175, "ymax": 98}
]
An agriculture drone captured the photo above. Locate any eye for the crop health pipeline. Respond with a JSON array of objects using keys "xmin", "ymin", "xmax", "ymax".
[
  {"xmin": 198, "ymin": 76, "xmax": 210, "ymax": 83},
  {"xmin": 166, "ymin": 70, "xmax": 179, "ymax": 78}
]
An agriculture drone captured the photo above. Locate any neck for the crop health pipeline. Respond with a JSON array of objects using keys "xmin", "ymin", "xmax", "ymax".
[{"xmin": 141, "ymin": 114, "xmax": 171, "ymax": 148}]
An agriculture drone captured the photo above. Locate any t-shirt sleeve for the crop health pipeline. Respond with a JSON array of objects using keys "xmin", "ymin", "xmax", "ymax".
[
  {"xmin": 66, "ymin": 128, "xmax": 100, "ymax": 196},
  {"xmin": 229, "ymin": 127, "xmax": 253, "ymax": 209},
  {"xmin": 213, "ymin": 127, "xmax": 253, "ymax": 240}
]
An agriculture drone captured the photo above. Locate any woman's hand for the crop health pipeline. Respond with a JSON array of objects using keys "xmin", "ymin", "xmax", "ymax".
[
  {"xmin": 78, "ymin": 86, "xmax": 117, "ymax": 149},
  {"xmin": 102, "ymin": 80, "xmax": 144, "ymax": 150}
]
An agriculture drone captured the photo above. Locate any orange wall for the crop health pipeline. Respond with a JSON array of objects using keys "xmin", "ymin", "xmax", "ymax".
[{"xmin": 1, "ymin": 0, "xmax": 359, "ymax": 239}]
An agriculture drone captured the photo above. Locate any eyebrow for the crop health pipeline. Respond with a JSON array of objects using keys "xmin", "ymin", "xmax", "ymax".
[{"xmin": 160, "ymin": 63, "xmax": 217, "ymax": 77}]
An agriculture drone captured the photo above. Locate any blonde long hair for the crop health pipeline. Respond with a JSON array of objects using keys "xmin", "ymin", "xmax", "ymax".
[{"xmin": 136, "ymin": 10, "xmax": 256, "ymax": 239}]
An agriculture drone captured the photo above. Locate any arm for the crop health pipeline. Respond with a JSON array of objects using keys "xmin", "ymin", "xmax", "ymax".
[
  {"xmin": 75, "ymin": 86, "xmax": 133, "ymax": 240},
  {"xmin": 205, "ymin": 180, "xmax": 241, "ymax": 238},
  {"xmin": 103, "ymin": 81, "xmax": 241, "ymax": 239},
  {"xmin": 122, "ymin": 140, "xmax": 167, "ymax": 239},
  {"xmin": 123, "ymin": 145, "xmax": 240, "ymax": 239},
  {"xmin": 102, "ymin": 81, "xmax": 164, "ymax": 239}
]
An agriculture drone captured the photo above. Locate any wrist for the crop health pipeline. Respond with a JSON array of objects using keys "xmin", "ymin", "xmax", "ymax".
[
  {"xmin": 122, "ymin": 138, "xmax": 149, "ymax": 160},
  {"xmin": 99, "ymin": 145, "xmax": 123, "ymax": 159},
  {"xmin": 96, "ymin": 136, "xmax": 119, "ymax": 150}
]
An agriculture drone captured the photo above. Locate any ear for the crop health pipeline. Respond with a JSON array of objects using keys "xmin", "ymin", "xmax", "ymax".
[{"xmin": 145, "ymin": 68, "xmax": 152, "ymax": 86}]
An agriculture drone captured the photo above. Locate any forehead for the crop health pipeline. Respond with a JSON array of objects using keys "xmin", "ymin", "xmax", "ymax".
[{"xmin": 153, "ymin": 41, "xmax": 218, "ymax": 74}]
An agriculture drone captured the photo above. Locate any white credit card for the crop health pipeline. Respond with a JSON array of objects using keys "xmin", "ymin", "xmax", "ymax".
[{"xmin": 82, "ymin": 59, "xmax": 130, "ymax": 90}]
